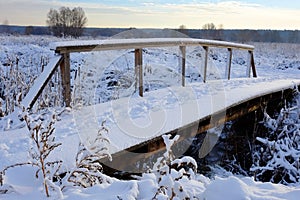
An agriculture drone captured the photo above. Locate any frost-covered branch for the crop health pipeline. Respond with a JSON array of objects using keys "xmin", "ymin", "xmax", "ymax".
[
  {"xmin": 150, "ymin": 134, "xmax": 198, "ymax": 199},
  {"xmin": 62, "ymin": 121, "xmax": 112, "ymax": 190},
  {"xmin": 23, "ymin": 109, "xmax": 62, "ymax": 197},
  {"xmin": 251, "ymin": 91, "xmax": 300, "ymax": 185},
  {"xmin": 0, "ymin": 109, "xmax": 62, "ymax": 197}
]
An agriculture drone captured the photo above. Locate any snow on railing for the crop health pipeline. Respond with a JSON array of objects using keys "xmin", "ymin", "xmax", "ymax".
[
  {"xmin": 22, "ymin": 55, "xmax": 63, "ymax": 109},
  {"xmin": 51, "ymin": 38, "xmax": 255, "ymax": 53}
]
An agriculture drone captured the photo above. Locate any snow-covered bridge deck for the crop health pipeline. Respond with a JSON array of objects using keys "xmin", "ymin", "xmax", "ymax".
[{"xmin": 55, "ymin": 78, "xmax": 300, "ymax": 172}]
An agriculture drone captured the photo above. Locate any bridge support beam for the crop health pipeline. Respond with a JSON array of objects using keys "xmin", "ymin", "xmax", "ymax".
[
  {"xmin": 60, "ymin": 52, "xmax": 71, "ymax": 107},
  {"xmin": 135, "ymin": 49, "xmax": 143, "ymax": 97},
  {"xmin": 179, "ymin": 46, "xmax": 186, "ymax": 87}
]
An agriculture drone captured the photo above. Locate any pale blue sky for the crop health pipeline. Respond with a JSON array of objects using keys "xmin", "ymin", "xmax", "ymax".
[
  {"xmin": 57, "ymin": 0, "xmax": 300, "ymax": 9},
  {"xmin": 0, "ymin": 0, "xmax": 299, "ymax": 29}
]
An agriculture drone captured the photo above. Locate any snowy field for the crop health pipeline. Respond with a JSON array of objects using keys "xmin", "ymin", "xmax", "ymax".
[{"xmin": 0, "ymin": 34, "xmax": 300, "ymax": 199}]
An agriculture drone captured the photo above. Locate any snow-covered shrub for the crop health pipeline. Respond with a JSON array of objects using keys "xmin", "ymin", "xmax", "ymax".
[
  {"xmin": 23, "ymin": 109, "xmax": 62, "ymax": 197},
  {"xmin": 0, "ymin": 56, "xmax": 30, "ymax": 115},
  {"xmin": 62, "ymin": 121, "xmax": 112, "ymax": 189},
  {"xmin": 0, "ymin": 109, "xmax": 62, "ymax": 197},
  {"xmin": 251, "ymin": 91, "xmax": 300, "ymax": 185},
  {"xmin": 151, "ymin": 134, "xmax": 198, "ymax": 199},
  {"xmin": 0, "ymin": 37, "xmax": 64, "ymax": 117}
]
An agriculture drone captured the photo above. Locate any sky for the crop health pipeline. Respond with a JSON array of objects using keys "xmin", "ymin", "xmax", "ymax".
[{"xmin": 0, "ymin": 0, "xmax": 300, "ymax": 30}]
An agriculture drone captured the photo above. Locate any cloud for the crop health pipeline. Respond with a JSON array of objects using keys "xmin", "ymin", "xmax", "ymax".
[
  {"xmin": 0, "ymin": 0, "xmax": 299, "ymax": 29},
  {"xmin": 82, "ymin": 1, "xmax": 265, "ymax": 19}
]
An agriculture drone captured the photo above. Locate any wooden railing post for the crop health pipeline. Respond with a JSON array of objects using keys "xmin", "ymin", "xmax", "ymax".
[
  {"xmin": 250, "ymin": 51, "xmax": 257, "ymax": 78},
  {"xmin": 179, "ymin": 46, "xmax": 186, "ymax": 87},
  {"xmin": 135, "ymin": 49, "xmax": 143, "ymax": 97},
  {"xmin": 246, "ymin": 51, "xmax": 252, "ymax": 78},
  {"xmin": 226, "ymin": 48, "xmax": 233, "ymax": 80},
  {"xmin": 134, "ymin": 50, "xmax": 138, "ymax": 91},
  {"xmin": 60, "ymin": 52, "xmax": 71, "ymax": 107},
  {"xmin": 203, "ymin": 46, "xmax": 209, "ymax": 83}
]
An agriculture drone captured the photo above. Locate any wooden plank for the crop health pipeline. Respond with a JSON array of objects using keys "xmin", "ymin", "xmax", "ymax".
[
  {"xmin": 59, "ymin": 57, "xmax": 66, "ymax": 105},
  {"xmin": 22, "ymin": 56, "xmax": 63, "ymax": 109},
  {"xmin": 179, "ymin": 46, "xmax": 186, "ymax": 87},
  {"xmin": 203, "ymin": 46, "xmax": 209, "ymax": 83},
  {"xmin": 134, "ymin": 50, "xmax": 138, "ymax": 91},
  {"xmin": 226, "ymin": 48, "xmax": 233, "ymax": 80},
  {"xmin": 60, "ymin": 53, "xmax": 71, "ymax": 107},
  {"xmin": 135, "ymin": 49, "xmax": 143, "ymax": 97},
  {"xmin": 246, "ymin": 51, "xmax": 252, "ymax": 77},
  {"xmin": 139, "ymin": 49, "xmax": 143, "ymax": 97},
  {"xmin": 250, "ymin": 51, "xmax": 257, "ymax": 78},
  {"xmin": 52, "ymin": 38, "xmax": 255, "ymax": 54},
  {"xmin": 64, "ymin": 53, "xmax": 71, "ymax": 107}
]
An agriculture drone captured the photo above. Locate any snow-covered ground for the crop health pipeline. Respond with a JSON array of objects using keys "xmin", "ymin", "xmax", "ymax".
[{"xmin": 0, "ymin": 34, "xmax": 300, "ymax": 199}]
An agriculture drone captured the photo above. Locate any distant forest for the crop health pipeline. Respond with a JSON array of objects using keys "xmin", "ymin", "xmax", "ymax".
[{"xmin": 0, "ymin": 25, "xmax": 299, "ymax": 43}]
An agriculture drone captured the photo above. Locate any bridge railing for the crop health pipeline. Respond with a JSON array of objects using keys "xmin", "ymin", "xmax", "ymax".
[{"xmin": 51, "ymin": 38, "xmax": 257, "ymax": 107}]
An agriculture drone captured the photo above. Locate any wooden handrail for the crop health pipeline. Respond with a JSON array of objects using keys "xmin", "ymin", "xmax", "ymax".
[
  {"xmin": 52, "ymin": 38, "xmax": 254, "ymax": 54},
  {"xmin": 50, "ymin": 38, "xmax": 256, "ymax": 107}
]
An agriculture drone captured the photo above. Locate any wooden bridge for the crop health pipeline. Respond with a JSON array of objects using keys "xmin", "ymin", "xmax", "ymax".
[{"xmin": 20, "ymin": 38, "xmax": 300, "ymax": 174}]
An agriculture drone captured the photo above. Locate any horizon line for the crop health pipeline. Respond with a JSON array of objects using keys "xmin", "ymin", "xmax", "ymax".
[{"xmin": 1, "ymin": 24, "xmax": 299, "ymax": 31}]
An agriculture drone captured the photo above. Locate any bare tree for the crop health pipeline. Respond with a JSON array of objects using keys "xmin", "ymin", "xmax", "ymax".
[
  {"xmin": 202, "ymin": 23, "xmax": 223, "ymax": 40},
  {"xmin": 70, "ymin": 7, "xmax": 88, "ymax": 37},
  {"xmin": 46, "ymin": 8, "xmax": 62, "ymax": 37},
  {"xmin": 46, "ymin": 7, "xmax": 87, "ymax": 38},
  {"xmin": 178, "ymin": 24, "xmax": 188, "ymax": 35},
  {"xmin": 218, "ymin": 24, "xmax": 224, "ymax": 30},
  {"xmin": 179, "ymin": 24, "xmax": 187, "ymax": 31},
  {"xmin": 202, "ymin": 23, "xmax": 216, "ymax": 30}
]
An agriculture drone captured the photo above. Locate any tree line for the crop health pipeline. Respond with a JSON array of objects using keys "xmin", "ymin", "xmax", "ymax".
[
  {"xmin": 178, "ymin": 23, "xmax": 300, "ymax": 43},
  {"xmin": 1, "ymin": 24, "xmax": 299, "ymax": 43},
  {"xmin": 185, "ymin": 29, "xmax": 300, "ymax": 43}
]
